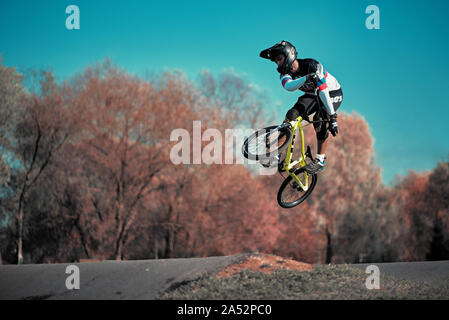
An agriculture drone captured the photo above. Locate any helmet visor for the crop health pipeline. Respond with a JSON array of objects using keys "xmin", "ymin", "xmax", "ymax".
[{"xmin": 260, "ymin": 43, "xmax": 286, "ymax": 61}]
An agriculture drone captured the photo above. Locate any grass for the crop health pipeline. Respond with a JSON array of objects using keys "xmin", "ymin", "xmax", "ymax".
[{"xmin": 156, "ymin": 264, "xmax": 449, "ymax": 300}]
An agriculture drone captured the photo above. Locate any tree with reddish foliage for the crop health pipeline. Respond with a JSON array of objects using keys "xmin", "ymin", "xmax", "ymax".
[
  {"xmin": 69, "ymin": 70, "xmax": 178, "ymax": 260},
  {"xmin": 391, "ymin": 171, "xmax": 432, "ymax": 261},
  {"xmin": 275, "ymin": 204, "xmax": 325, "ymax": 263},
  {"xmin": 195, "ymin": 164, "xmax": 281, "ymax": 256},
  {"xmin": 393, "ymin": 161, "xmax": 449, "ymax": 261},
  {"xmin": 306, "ymin": 112, "xmax": 383, "ymax": 263}
]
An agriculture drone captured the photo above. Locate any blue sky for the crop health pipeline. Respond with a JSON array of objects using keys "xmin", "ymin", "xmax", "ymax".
[{"xmin": 1, "ymin": 0, "xmax": 449, "ymax": 185}]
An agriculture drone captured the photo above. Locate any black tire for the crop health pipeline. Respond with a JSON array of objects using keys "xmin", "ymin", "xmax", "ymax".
[
  {"xmin": 278, "ymin": 159, "xmax": 286, "ymax": 173},
  {"xmin": 277, "ymin": 167, "xmax": 317, "ymax": 208},
  {"xmin": 242, "ymin": 125, "xmax": 292, "ymax": 161}
]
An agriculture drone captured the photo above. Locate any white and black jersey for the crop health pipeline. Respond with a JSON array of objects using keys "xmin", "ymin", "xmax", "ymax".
[{"xmin": 280, "ymin": 58, "xmax": 341, "ymax": 116}]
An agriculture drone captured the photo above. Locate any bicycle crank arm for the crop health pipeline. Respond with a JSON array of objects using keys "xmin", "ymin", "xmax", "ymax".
[{"xmin": 305, "ymin": 146, "xmax": 313, "ymax": 161}]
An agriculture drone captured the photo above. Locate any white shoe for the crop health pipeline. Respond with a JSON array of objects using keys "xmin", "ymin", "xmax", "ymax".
[{"xmin": 304, "ymin": 157, "xmax": 325, "ymax": 174}]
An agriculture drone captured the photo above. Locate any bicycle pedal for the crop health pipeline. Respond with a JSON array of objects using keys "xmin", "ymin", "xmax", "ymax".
[{"xmin": 305, "ymin": 146, "xmax": 313, "ymax": 160}]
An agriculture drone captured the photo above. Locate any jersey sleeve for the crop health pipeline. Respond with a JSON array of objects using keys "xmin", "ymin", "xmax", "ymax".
[
  {"xmin": 316, "ymin": 63, "xmax": 336, "ymax": 115},
  {"xmin": 280, "ymin": 74, "xmax": 307, "ymax": 92},
  {"xmin": 316, "ymin": 64, "xmax": 329, "ymax": 91}
]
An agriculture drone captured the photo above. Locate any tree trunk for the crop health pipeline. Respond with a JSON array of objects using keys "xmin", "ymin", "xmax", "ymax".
[
  {"xmin": 164, "ymin": 229, "xmax": 172, "ymax": 258},
  {"xmin": 114, "ymin": 208, "xmax": 124, "ymax": 260},
  {"xmin": 115, "ymin": 237, "xmax": 123, "ymax": 260},
  {"xmin": 325, "ymin": 225, "xmax": 333, "ymax": 264},
  {"xmin": 74, "ymin": 219, "xmax": 90, "ymax": 258},
  {"xmin": 164, "ymin": 204, "xmax": 174, "ymax": 258},
  {"xmin": 427, "ymin": 217, "xmax": 449, "ymax": 260},
  {"xmin": 17, "ymin": 207, "xmax": 24, "ymax": 264}
]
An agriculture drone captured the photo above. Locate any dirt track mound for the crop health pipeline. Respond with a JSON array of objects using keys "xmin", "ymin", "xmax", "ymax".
[{"xmin": 216, "ymin": 253, "xmax": 313, "ymax": 278}]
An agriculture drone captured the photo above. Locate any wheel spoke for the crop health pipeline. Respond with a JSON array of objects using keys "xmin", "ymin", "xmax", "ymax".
[
  {"xmin": 247, "ymin": 130, "xmax": 286, "ymax": 156},
  {"xmin": 243, "ymin": 125, "xmax": 291, "ymax": 161}
]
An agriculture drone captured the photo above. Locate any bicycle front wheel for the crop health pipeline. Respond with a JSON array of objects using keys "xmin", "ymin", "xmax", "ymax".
[
  {"xmin": 242, "ymin": 125, "xmax": 291, "ymax": 161},
  {"xmin": 277, "ymin": 168, "xmax": 317, "ymax": 208}
]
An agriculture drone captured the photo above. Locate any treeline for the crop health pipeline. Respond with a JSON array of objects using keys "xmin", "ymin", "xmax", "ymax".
[{"xmin": 0, "ymin": 59, "xmax": 448, "ymax": 264}]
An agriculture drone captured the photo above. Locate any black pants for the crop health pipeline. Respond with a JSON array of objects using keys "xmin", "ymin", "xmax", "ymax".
[{"xmin": 285, "ymin": 88, "xmax": 343, "ymax": 141}]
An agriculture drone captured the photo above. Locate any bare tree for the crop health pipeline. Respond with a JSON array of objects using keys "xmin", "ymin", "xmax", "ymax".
[
  {"xmin": 0, "ymin": 60, "xmax": 27, "ymax": 187},
  {"xmin": 6, "ymin": 69, "xmax": 76, "ymax": 264}
]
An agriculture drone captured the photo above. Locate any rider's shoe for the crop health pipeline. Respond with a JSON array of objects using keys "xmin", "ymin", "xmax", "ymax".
[
  {"xmin": 260, "ymin": 154, "xmax": 280, "ymax": 168},
  {"xmin": 305, "ymin": 157, "xmax": 325, "ymax": 174}
]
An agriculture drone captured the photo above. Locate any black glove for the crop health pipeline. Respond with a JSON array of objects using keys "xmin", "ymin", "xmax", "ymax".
[
  {"xmin": 306, "ymin": 73, "xmax": 320, "ymax": 86},
  {"xmin": 328, "ymin": 113, "xmax": 338, "ymax": 136}
]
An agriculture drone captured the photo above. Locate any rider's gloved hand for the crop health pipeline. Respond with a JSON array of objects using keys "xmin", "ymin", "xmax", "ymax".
[
  {"xmin": 306, "ymin": 73, "xmax": 320, "ymax": 86},
  {"xmin": 329, "ymin": 113, "xmax": 338, "ymax": 136}
]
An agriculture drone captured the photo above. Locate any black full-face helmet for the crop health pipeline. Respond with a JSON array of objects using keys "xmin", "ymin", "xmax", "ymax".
[{"xmin": 259, "ymin": 40, "xmax": 297, "ymax": 74}]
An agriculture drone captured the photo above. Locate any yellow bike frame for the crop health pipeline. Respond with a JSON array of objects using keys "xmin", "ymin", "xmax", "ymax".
[{"xmin": 279, "ymin": 115, "xmax": 311, "ymax": 191}]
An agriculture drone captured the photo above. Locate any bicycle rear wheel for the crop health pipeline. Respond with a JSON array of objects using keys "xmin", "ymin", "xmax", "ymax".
[
  {"xmin": 242, "ymin": 125, "xmax": 291, "ymax": 161},
  {"xmin": 277, "ymin": 167, "xmax": 317, "ymax": 208}
]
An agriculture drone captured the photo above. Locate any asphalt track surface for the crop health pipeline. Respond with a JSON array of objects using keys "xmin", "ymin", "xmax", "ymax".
[
  {"xmin": 0, "ymin": 254, "xmax": 448, "ymax": 300},
  {"xmin": 0, "ymin": 253, "xmax": 250, "ymax": 300}
]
